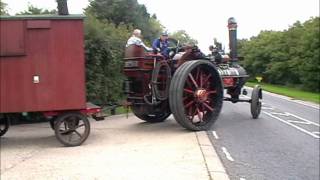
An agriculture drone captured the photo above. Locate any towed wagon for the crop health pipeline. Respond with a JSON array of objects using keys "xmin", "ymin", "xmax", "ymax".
[{"xmin": 0, "ymin": 15, "xmax": 103, "ymax": 146}]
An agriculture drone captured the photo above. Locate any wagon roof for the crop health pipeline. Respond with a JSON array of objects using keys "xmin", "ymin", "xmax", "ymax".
[{"xmin": 0, "ymin": 14, "xmax": 85, "ymax": 20}]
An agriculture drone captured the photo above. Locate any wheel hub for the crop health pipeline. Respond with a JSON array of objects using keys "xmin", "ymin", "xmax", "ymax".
[{"xmin": 195, "ymin": 89, "xmax": 208, "ymax": 102}]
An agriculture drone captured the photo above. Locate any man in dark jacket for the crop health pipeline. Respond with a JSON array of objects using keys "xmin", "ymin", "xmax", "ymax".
[{"xmin": 152, "ymin": 32, "xmax": 169, "ymax": 58}]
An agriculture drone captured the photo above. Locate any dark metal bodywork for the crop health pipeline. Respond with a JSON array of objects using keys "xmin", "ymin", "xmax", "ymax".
[{"xmin": 123, "ymin": 17, "xmax": 258, "ymax": 129}]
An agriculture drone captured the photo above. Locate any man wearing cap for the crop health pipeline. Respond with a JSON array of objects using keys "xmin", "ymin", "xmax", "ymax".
[{"xmin": 152, "ymin": 32, "xmax": 170, "ymax": 58}]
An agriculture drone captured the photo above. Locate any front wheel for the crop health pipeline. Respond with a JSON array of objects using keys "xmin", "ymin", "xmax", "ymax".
[
  {"xmin": 54, "ymin": 112, "xmax": 90, "ymax": 147},
  {"xmin": 251, "ymin": 85, "xmax": 262, "ymax": 119},
  {"xmin": 169, "ymin": 60, "xmax": 224, "ymax": 131}
]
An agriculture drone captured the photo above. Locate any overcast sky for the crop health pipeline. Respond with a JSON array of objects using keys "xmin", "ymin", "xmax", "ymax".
[{"xmin": 3, "ymin": 0, "xmax": 319, "ymax": 53}]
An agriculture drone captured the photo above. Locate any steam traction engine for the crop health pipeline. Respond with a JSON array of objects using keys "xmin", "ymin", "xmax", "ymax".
[{"xmin": 123, "ymin": 18, "xmax": 262, "ymax": 131}]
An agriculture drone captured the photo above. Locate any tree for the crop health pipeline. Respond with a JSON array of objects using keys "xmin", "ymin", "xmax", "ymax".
[
  {"xmin": 0, "ymin": 1, "xmax": 9, "ymax": 15},
  {"xmin": 16, "ymin": 4, "xmax": 56, "ymax": 15},
  {"xmin": 238, "ymin": 17, "xmax": 320, "ymax": 92},
  {"xmin": 86, "ymin": 0, "xmax": 163, "ymax": 43},
  {"xmin": 169, "ymin": 30, "xmax": 198, "ymax": 46},
  {"xmin": 84, "ymin": 13, "xmax": 131, "ymax": 104}
]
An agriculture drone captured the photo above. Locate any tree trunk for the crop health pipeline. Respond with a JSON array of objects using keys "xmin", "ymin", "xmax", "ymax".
[{"xmin": 56, "ymin": 0, "xmax": 69, "ymax": 15}]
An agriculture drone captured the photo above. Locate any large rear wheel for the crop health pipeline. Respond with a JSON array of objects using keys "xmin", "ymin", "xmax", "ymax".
[{"xmin": 169, "ymin": 60, "xmax": 223, "ymax": 131}]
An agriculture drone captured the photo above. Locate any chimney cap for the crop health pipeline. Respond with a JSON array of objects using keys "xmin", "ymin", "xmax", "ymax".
[{"xmin": 228, "ymin": 17, "xmax": 237, "ymax": 25}]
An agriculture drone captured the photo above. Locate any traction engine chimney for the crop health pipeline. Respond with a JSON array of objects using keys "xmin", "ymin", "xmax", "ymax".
[{"xmin": 228, "ymin": 17, "xmax": 238, "ymax": 61}]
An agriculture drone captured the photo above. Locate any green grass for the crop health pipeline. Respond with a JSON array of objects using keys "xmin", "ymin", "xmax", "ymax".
[{"xmin": 245, "ymin": 82, "xmax": 320, "ymax": 104}]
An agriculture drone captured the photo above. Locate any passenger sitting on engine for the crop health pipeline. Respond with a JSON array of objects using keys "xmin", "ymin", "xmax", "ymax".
[
  {"xmin": 152, "ymin": 31, "xmax": 170, "ymax": 59},
  {"xmin": 126, "ymin": 29, "xmax": 152, "ymax": 51}
]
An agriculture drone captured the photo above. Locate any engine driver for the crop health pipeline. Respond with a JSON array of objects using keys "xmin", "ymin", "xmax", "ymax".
[{"xmin": 152, "ymin": 31, "xmax": 170, "ymax": 59}]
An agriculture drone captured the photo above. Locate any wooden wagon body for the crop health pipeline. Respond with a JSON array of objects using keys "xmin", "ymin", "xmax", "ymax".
[
  {"xmin": 0, "ymin": 15, "xmax": 86, "ymax": 113},
  {"xmin": 0, "ymin": 15, "xmax": 102, "ymax": 146}
]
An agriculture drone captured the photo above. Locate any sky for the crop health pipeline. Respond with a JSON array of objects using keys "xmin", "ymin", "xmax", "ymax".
[{"xmin": 3, "ymin": 0, "xmax": 319, "ymax": 53}]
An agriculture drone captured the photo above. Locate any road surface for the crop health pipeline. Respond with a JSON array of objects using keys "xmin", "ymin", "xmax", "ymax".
[{"xmin": 208, "ymin": 88, "xmax": 319, "ymax": 180}]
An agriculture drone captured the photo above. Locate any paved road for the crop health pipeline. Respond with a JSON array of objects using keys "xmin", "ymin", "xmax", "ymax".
[
  {"xmin": 208, "ymin": 88, "xmax": 319, "ymax": 180},
  {"xmin": 1, "ymin": 115, "xmax": 217, "ymax": 180}
]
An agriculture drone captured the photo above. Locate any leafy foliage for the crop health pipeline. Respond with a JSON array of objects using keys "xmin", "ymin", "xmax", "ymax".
[
  {"xmin": 238, "ymin": 17, "xmax": 320, "ymax": 92},
  {"xmin": 0, "ymin": 1, "xmax": 9, "ymax": 15},
  {"xmin": 16, "ymin": 4, "xmax": 56, "ymax": 15},
  {"xmin": 169, "ymin": 30, "xmax": 198, "ymax": 46},
  {"xmin": 84, "ymin": 14, "xmax": 131, "ymax": 104},
  {"xmin": 86, "ymin": 0, "xmax": 163, "ymax": 43}
]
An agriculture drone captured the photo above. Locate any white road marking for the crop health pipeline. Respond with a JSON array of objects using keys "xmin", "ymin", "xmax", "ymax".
[
  {"xmin": 263, "ymin": 111, "xmax": 320, "ymax": 139},
  {"xmin": 269, "ymin": 112, "xmax": 290, "ymax": 116},
  {"xmin": 222, "ymin": 147, "xmax": 235, "ymax": 162},
  {"xmin": 288, "ymin": 113, "xmax": 320, "ymax": 127},
  {"xmin": 212, "ymin": 131, "xmax": 219, "ymax": 139},
  {"xmin": 312, "ymin": 132, "xmax": 320, "ymax": 135},
  {"xmin": 240, "ymin": 178, "xmax": 246, "ymax": 180},
  {"xmin": 286, "ymin": 120, "xmax": 312, "ymax": 125},
  {"xmin": 262, "ymin": 106, "xmax": 274, "ymax": 110}
]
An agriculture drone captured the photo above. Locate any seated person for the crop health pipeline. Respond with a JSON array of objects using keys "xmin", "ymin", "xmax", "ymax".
[
  {"xmin": 152, "ymin": 31, "xmax": 170, "ymax": 58},
  {"xmin": 126, "ymin": 29, "xmax": 152, "ymax": 51}
]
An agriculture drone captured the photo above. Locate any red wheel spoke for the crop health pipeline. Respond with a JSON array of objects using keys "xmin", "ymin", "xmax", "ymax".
[
  {"xmin": 207, "ymin": 90, "xmax": 217, "ymax": 95},
  {"xmin": 184, "ymin": 88, "xmax": 194, "ymax": 94},
  {"xmin": 202, "ymin": 74, "xmax": 212, "ymax": 86},
  {"xmin": 202, "ymin": 102, "xmax": 214, "ymax": 112},
  {"xmin": 196, "ymin": 67, "xmax": 200, "ymax": 82},
  {"xmin": 185, "ymin": 100, "xmax": 195, "ymax": 108},
  {"xmin": 188, "ymin": 73, "xmax": 199, "ymax": 89}
]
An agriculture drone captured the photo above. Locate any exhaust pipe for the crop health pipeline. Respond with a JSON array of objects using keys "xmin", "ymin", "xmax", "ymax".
[
  {"xmin": 57, "ymin": 0, "xmax": 69, "ymax": 15},
  {"xmin": 228, "ymin": 17, "xmax": 237, "ymax": 61}
]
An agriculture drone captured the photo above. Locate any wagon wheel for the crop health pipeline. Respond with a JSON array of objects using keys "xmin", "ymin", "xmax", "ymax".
[
  {"xmin": 50, "ymin": 116, "xmax": 79, "ymax": 133},
  {"xmin": 169, "ymin": 60, "xmax": 223, "ymax": 131},
  {"xmin": 0, "ymin": 116, "xmax": 10, "ymax": 137},
  {"xmin": 49, "ymin": 117, "xmax": 57, "ymax": 130},
  {"xmin": 131, "ymin": 101, "xmax": 171, "ymax": 123},
  {"xmin": 251, "ymin": 85, "xmax": 262, "ymax": 119},
  {"xmin": 54, "ymin": 112, "xmax": 90, "ymax": 147}
]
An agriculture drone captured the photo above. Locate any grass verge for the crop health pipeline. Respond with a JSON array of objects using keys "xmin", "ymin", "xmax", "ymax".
[{"xmin": 245, "ymin": 82, "xmax": 319, "ymax": 104}]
